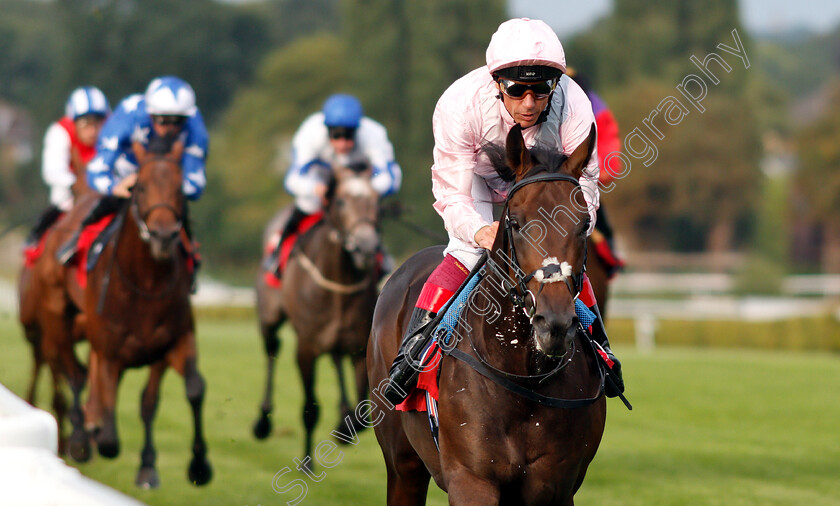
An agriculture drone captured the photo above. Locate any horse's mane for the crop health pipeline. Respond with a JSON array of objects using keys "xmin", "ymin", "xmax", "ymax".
[{"xmin": 481, "ymin": 141, "xmax": 571, "ymax": 181}]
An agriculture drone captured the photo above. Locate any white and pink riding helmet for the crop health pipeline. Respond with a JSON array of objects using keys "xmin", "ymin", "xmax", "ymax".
[{"xmin": 486, "ymin": 18, "xmax": 566, "ymax": 82}]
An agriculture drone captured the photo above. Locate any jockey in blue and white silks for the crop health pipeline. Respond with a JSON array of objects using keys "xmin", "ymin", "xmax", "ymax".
[
  {"xmin": 57, "ymin": 76, "xmax": 208, "ymax": 265},
  {"xmin": 87, "ymin": 76, "xmax": 208, "ymax": 201},
  {"xmin": 284, "ymin": 94, "xmax": 401, "ymax": 214},
  {"xmin": 264, "ymin": 94, "xmax": 401, "ymax": 279}
]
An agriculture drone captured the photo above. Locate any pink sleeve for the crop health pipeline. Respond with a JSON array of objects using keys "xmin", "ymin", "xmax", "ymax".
[
  {"xmin": 430, "ymin": 97, "xmax": 488, "ymax": 247},
  {"xmin": 562, "ymin": 81, "xmax": 600, "ymax": 235}
]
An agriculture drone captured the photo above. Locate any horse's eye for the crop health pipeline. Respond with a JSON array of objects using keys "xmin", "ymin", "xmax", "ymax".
[
  {"xmin": 336, "ymin": 198, "xmax": 346, "ymax": 208},
  {"xmin": 509, "ymin": 218, "xmax": 521, "ymax": 231}
]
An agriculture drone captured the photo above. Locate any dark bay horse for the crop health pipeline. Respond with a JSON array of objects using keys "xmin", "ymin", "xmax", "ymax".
[
  {"xmin": 368, "ymin": 124, "xmax": 606, "ymax": 505},
  {"xmin": 19, "ymin": 144, "xmax": 211, "ymax": 488},
  {"xmin": 253, "ymin": 164, "xmax": 381, "ymax": 465}
]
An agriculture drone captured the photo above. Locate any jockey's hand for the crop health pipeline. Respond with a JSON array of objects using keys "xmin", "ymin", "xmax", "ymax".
[
  {"xmin": 112, "ymin": 173, "xmax": 138, "ymax": 198},
  {"xmin": 475, "ymin": 221, "xmax": 499, "ymax": 250},
  {"xmin": 314, "ymin": 182, "xmax": 329, "ymax": 204}
]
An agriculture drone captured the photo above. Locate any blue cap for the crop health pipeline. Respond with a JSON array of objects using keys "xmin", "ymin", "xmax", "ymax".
[{"xmin": 323, "ymin": 94, "xmax": 363, "ymax": 128}]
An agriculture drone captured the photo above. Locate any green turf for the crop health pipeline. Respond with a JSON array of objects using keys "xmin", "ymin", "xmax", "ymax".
[{"xmin": 1, "ymin": 308, "xmax": 839, "ymax": 505}]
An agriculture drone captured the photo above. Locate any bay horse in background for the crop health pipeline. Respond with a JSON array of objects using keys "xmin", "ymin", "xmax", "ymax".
[
  {"xmin": 368, "ymin": 124, "xmax": 606, "ymax": 505},
  {"xmin": 18, "ymin": 141, "xmax": 212, "ymax": 489},
  {"xmin": 18, "ymin": 146, "xmax": 103, "ymax": 453},
  {"xmin": 253, "ymin": 163, "xmax": 381, "ymax": 466}
]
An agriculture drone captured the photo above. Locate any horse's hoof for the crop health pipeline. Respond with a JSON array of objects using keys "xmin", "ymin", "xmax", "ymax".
[
  {"xmin": 135, "ymin": 467, "xmax": 160, "ymax": 489},
  {"xmin": 352, "ymin": 417, "xmax": 371, "ymax": 434},
  {"xmin": 298, "ymin": 456, "xmax": 314, "ymax": 474},
  {"xmin": 97, "ymin": 440, "xmax": 120, "ymax": 459},
  {"xmin": 188, "ymin": 458, "xmax": 212, "ymax": 486},
  {"xmin": 253, "ymin": 414, "xmax": 272, "ymax": 440},
  {"xmin": 68, "ymin": 434, "xmax": 91, "ymax": 463}
]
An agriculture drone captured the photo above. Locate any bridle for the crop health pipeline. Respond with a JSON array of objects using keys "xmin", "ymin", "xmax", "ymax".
[
  {"xmin": 97, "ymin": 159, "xmax": 186, "ymax": 311},
  {"xmin": 484, "ymin": 172, "xmax": 586, "ymax": 323},
  {"xmin": 129, "ymin": 160, "xmax": 184, "ymax": 245},
  {"xmin": 328, "ymin": 176, "xmax": 381, "ymax": 259},
  {"xmin": 441, "ymin": 169, "xmax": 605, "ymax": 408}
]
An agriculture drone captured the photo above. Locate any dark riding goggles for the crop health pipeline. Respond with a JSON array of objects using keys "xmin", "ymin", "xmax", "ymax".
[
  {"xmin": 152, "ymin": 115, "xmax": 188, "ymax": 127},
  {"xmin": 328, "ymin": 126, "xmax": 357, "ymax": 140},
  {"xmin": 498, "ymin": 78, "xmax": 558, "ymax": 99}
]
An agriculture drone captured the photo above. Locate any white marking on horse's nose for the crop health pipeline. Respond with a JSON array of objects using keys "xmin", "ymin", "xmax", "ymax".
[{"xmin": 533, "ymin": 257, "xmax": 573, "ymax": 284}]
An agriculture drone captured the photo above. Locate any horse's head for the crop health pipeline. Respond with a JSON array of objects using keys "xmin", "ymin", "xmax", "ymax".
[
  {"xmin": 326, "ymin": 163, "xmax": 380, "ymax": 270},
  {"xmin": 486, "ymin": 123, "xmax": 596, "ymax": 356},
  {"xmin": 131, "ymin": 141, "xmax": 185, "ymax": 261}
]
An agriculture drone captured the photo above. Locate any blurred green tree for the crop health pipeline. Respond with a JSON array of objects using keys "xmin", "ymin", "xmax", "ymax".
[
  {"xmin": 796, "ymin": 79, "xmax": 840, "ymax": 273},
  {"xmin": 194, "ymin": 34, "xmax": 350, "ymax": 278},
  {"xmin": 201, "ymin": 0, "xmax": 505, "ymax": 279},
  {"xmin": 569, "ymin": 0, "xmax": 762, "ymax": 262}
]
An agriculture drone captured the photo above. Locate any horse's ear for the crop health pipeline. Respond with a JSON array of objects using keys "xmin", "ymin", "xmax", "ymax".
[
  {"xmin": 505, "ymin": 123, "xmax": 535, "ymax": 181},
  {"xmin": 561, "ymin": 123, "xmax": 596, "ymax": 180},
  {"xmin": 132, "ymin": 141, "xmax": 148, "ymax": 166},
  {"xmin": 168, "ymin": 140, "xmax": 185, "ymax": 162}
]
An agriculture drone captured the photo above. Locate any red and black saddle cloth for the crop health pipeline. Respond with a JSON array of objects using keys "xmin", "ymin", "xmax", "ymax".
[
  {"xmin": 262, "ymin": 211, "xmax": 324, "ymax": 288},
  {"xmin": 589, "ymin": 228, "xmax": 625, "ymax": 279}
]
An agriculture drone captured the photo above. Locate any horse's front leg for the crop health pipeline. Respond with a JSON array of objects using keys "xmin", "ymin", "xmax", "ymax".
[
  {"xmin": 167, "ymin": 330, "xmax": 212, "ymax": 486},
  {"xmin": 349, "ymin": 353, "xmax": 370, "ymax": 433},
  {"xmin": 91, "ymin": 351, "xmax": 123, "ymax": 459},
  {"xmin": 253, "ymin": 318, "xmax": 284, "ymax": 440},
  {"xmin": 445, "ymin": 468, "xmax": 500, "ymax": 506},
  {"xmin": 84, "ymin": 350, "xmax": 103, "ymax": 432},
  {"xmin": 136, "ymin": 360, "xmax": 167, "ymax": 489},
  {"xmin": 331, "ymin": 352, "xmax": 353, "ymax": 432},
  {"xmin": 42, "ymin": 317, "xmax": 89, "ymax": 462},
  {"xmin": 24, "ymin": 334, "xmax": 43, "ymax": 406},
  {"xmin": 296, "ymin": 345, "xmax": 319, "ymax": 471}
]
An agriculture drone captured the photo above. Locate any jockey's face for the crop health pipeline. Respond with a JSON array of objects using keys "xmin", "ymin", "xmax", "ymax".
[
  {"xmin": 499, "ymin": 80, "xmax": 551, "ymax": 128},
  {"xmin": 328, "ymin": 126, "xmax": 356, "ymax": 155},
  {"xmin": 150, "ymin": 115, "xmax": 187, "ymax": 138},
  {"xmin": 74, "ymin": 114, "xmax": 106, "ymax": 147}
]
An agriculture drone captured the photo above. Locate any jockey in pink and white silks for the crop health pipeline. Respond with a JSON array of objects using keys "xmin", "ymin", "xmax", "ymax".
[
  {"xmin": 265, "ymin": 94, "xmax": 401, "ymax": 278},
  {"xmin": 383, "ymin": 18, "xmax": 624, "ymax": 405}
]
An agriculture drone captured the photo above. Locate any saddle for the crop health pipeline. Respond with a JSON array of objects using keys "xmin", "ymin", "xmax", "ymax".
[
  {"xmin": 76, "ymin": 213, "xmax": 121, "ymax": 288},
  {"xmin": 263, "ymin": 212, "xmax": 324, "ymax": 288}
]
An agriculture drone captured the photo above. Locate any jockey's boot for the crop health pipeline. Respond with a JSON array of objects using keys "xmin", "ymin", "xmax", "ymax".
[
  {"xmin": 57, "ymin": 195, "xmax": 123, "ymax": 264},
  {"xmin": 588, "ymin": 301, "xmax": 624, "ymax": 398},
  {"xmin": 381, "ymin": 306, "xmax": 437, "ymax": 405},
  {"xmin": 26, "ymin": 205, "xmax": 62, "ymax": 247},
  {"xmin": 263, "ymin": 206, "xmax": 308, "ymax": 276}
]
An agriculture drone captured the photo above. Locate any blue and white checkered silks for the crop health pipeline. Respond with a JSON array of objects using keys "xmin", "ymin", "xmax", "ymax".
[
  {"xmin": 434, "ymin": 268, "xmax": 484, "ymax": 348},
  {"xmin": 575, "ymin": 298, "xmax": 596, "ymax": 329}
]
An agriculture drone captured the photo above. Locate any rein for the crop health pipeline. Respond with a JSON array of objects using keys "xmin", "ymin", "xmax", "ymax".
[
  {"xmin": 96, "ymin": 160, "xmax": 187, "ymax": 310},
  {"xmin": 295, "ymin": 251, "xmax": 370, "ymax": 294},
  {"xmin": 443, "ymin": 171, "xmax": 605, "ymax": 408}
]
